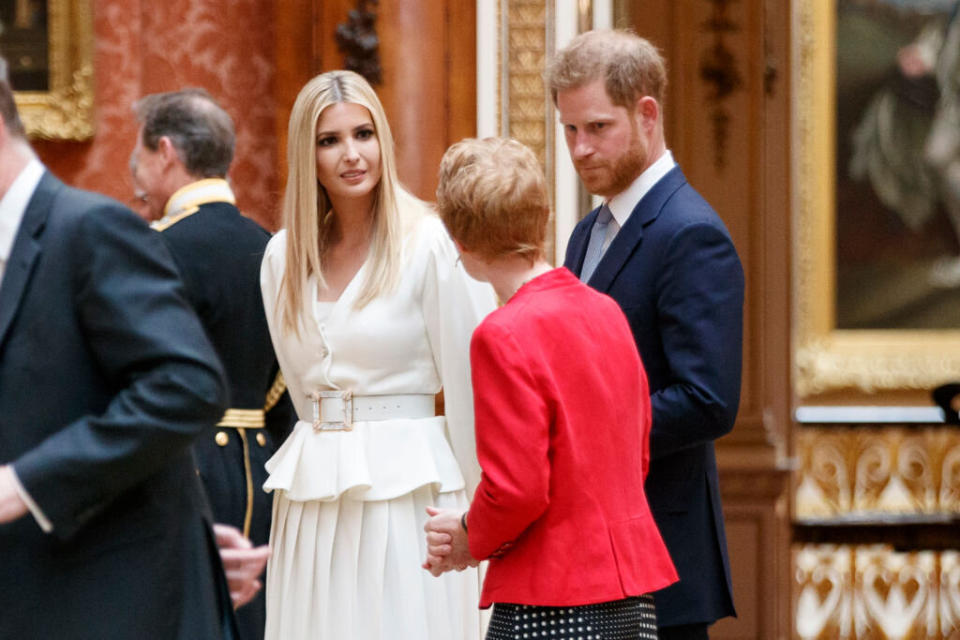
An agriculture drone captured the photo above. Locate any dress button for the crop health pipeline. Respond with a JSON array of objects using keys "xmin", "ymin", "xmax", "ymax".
[
  {"xmin": 215, "ymin": 431, "xmax": 229, "ymax": 446},
  {"xmin": 321, "ymin": 347, "xmax": 329, "ymax": 357},
  {"xmin": 256, "ymin": 432, "xmax": 267, "ymax": 447}
]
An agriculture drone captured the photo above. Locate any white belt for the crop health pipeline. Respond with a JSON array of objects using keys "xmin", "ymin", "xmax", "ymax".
[{"xmin": 309, "ymin": 390, "xmax": 435, "ymax": 432}]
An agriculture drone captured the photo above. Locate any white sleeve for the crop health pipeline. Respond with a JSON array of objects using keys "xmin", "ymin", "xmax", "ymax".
[
  {"xmin": 259, "ymin": 230, "xmax": 306, "ymax": 422},
  {"xmin": 915, "ymin": 18, "xmax": 946, "ymax": 70},
  {"xmin": 11, "ymin": 466, "xmax": 53, "ymax": 533},
  {"xmin": 420, "ymin": 219, "xmax": 497, "ymax": 496}
]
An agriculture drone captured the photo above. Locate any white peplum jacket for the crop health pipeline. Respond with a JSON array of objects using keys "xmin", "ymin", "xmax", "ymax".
[{"xmin": 259, "ymin": 211, "xmax": 497, "ymax": 503}]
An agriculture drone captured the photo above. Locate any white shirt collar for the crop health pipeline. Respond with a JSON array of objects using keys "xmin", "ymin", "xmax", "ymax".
[
  {"xmin": 606, "ymin": 149, "xmax": 675, "ymax": 227},
  {"xmin": 0, "ymin": 158, "xmax": 45, "ymax": 264}
]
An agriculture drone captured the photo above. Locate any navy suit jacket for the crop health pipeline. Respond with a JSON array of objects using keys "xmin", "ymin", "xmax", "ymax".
[
  {"xmin": 564, "ymin": 165, "xmax": 743, "ymax": 627},
  {"xmin": 0, "ymin": 173, "xmax": 238, "ymax": 639}
]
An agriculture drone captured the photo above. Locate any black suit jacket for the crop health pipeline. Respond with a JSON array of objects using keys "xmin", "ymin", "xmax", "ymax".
[
  {"xmin": 0, "ymin": 172, "xmax": 237, "ymax": 639},
  {"xmin": 157, "ymin": 198, "xmax": 295, "ymax": 640},
  {"xmin": 565, "ymin": 166, "xmax": 743, "ymax": 627}
]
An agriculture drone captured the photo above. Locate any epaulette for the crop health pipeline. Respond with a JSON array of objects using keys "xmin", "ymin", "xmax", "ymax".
[{"xmin": 151, "ymin": 205, "xmax": 200, "ymax": 232}]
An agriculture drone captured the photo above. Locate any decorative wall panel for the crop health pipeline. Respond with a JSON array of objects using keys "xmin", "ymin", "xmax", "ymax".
[
  {"xmin": 796, "ymin": 427, "xmax": 960, "ymax": 521},
  {"xmin": 503, "ymin": 0, "xmax": 552, "ymax": 258},
  {"xmin": 794, "ymin": 545, "xmax": 960, "ymax": 639},
  {"xmin": 506, "ymin": 0, "xmax": 547, "ymax": 163}
]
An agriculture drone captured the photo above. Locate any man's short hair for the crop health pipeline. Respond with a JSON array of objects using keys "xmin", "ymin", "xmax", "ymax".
[
  {"xmin": 544, "ymin": 29, "xmax": 667, "ymax": 109},
  {"xmin": 436, "ymin": 137, "xmax": 549, "ymax": 261},
  {"xmin": 135, "ymin": 88, "xmax": 234, "ymax": 178},
  {"xmin": 0, "ymin": 57, "xmax": 26, "ymax": 138}
]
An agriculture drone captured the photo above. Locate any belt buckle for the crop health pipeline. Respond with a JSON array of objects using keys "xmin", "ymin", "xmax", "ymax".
[{"xmin": 311, "ymin": 390, "xmax": 353, "ymax": 432}]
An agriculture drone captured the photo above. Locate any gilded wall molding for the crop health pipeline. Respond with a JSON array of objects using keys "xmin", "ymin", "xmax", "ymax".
[
  {"xmin": 502, "ymin": 0, "xmax": 551, "ymax": 258},
  {"xmin": 505, "ymin": 0, "xmax": 547, "ymax": 163},
  {"xmin": 16, "ymin": 0, "xmax": 94, "ymax": 140}
]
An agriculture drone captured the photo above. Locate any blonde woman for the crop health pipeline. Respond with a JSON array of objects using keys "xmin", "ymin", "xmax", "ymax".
[{"xmin": 260, "ymin": 70, "xmax": 496, "ymax": 640}]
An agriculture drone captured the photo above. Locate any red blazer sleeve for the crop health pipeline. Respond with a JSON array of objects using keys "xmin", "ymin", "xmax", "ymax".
[{"xmin": 467, "ymin": 322, "xmax": 552, "ymax": 561}]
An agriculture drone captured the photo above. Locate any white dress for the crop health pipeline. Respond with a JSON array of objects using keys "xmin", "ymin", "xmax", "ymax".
[{"xmin": 260, "ymin": 209, "xmax": 496, "ymax": 640}]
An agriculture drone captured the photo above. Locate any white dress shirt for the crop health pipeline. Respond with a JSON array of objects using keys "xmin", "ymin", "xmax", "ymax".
[
  {"xmin": 0, "ymin": 157, "xmax": 52, "ymax": 533},
  {"xmin": 0, "ymin": 158, "xmax": 44, "ymax": 284}
]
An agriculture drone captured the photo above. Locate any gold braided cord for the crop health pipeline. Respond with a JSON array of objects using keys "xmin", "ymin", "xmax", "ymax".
[{"xmin": 263, "ymin": 371, "xmax": 286, "ymax": 412}]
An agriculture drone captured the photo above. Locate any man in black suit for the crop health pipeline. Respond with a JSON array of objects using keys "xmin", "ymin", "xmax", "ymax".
[
  {"xmin": 0, "ymin": 60, "xmax": 239, "ymax": 639},
  {"xmin": 548, "ymin": 30, "xmax": 744, "ymax": 639},
  {"xmin": 130, "ymin": 88, "xmax": 294, "ymax": 640}
]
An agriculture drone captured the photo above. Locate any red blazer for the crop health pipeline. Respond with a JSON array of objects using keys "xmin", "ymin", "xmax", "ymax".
[{"xmin": 467, "ymin": 268, "xmax": 677, "ymax": 608}]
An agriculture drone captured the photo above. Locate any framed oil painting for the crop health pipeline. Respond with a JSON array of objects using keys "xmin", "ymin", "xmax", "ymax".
[
  {"xmin": 0, "ymin": 0, "xmax": 93, "ymax": 139},
  {"xmin": 794, "ymin": 0, "xmax": 960, "ymax": 398}
]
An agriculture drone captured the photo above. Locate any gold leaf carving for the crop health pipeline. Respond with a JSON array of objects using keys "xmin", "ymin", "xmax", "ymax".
[
  {"xmin": 16, "ymin": 0, "xmax": 95, "ymax": 141},
  {"xmin": 796, "ymin": 426, "xmax": 960, "ymax": 519},
  {"xmin": 795, "ymin": 545, "xmax": 960, "ymax": 638}
]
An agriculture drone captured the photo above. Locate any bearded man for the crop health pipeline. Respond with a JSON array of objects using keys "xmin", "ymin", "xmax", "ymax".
[{"xmin": 549, "ymin": 30, "xmax": 745, "ymax": 640}]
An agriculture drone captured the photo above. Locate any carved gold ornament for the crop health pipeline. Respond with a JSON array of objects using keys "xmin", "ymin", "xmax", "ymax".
[
  {"xmin": 796, "ymin": 426, "xmax": 960, "ymax": 520},
  {"xmin": 795, "ymin": 545, "xmax": 960, "ymax": 639},
  {"xmin": 13, "ymin": 0, "xmax": 94, "ymax": 140}
]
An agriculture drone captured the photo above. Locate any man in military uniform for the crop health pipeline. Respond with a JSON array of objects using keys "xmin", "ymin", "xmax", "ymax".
[{"xmin": 130, "ymin": 88, "xmax": 294, "ymax": 640}]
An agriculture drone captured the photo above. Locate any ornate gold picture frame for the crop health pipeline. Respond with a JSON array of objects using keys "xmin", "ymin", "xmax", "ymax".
[
  {"xmin": 4, "ymin": 0, "xmax": 94, "ymax": 140},
  {"xmin": 793, "ymin": 0, "xmax": 960, "ymax": 399}
]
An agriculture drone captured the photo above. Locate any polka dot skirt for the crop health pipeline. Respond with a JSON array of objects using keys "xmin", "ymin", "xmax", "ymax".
[{"xmin": 485, "ymin": 594, "xmax": 658, "ymax": 640}]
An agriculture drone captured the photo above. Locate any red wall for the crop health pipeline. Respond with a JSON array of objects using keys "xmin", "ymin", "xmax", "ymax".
[{"xmin": 33, "ymin": 0, "xmax": 280, "ymax": 229}]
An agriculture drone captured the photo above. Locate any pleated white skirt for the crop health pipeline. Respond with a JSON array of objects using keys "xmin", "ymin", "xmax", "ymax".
[{"xmin": 264, "ymin": 485, "xmax": 482, "ymax": 640}]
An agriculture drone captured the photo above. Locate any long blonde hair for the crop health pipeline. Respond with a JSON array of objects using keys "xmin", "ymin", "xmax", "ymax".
[{"xmin": 278, "ymin": 70, "xmax": 404, "ymax": 333}]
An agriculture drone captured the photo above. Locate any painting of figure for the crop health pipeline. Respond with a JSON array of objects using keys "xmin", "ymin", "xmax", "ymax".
[
  {"xmin": 0, "ymin": 1, "xmax": 48, "ymax": 92},
  {"xmin": 839, "ymin": 0, "xmax": 960, "ymax": 328}
]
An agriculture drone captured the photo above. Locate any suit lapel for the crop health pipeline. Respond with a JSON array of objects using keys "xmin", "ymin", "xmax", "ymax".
[
  {"xmin": 0, "ymin": 172, "xmax": 56, "ymax": 351},
  {"xmin": 588, "ymin": 166, "xmax": 688, "ymax": 292}
]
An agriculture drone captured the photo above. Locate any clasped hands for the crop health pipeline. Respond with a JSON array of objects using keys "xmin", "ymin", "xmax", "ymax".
[
  {"xmin": 214, "ymin": 523, "xmax": 271, "ymax": 609},
  {"xmin": 421, "ymin": 506, "xmax": 479, "ymax": 577}
]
